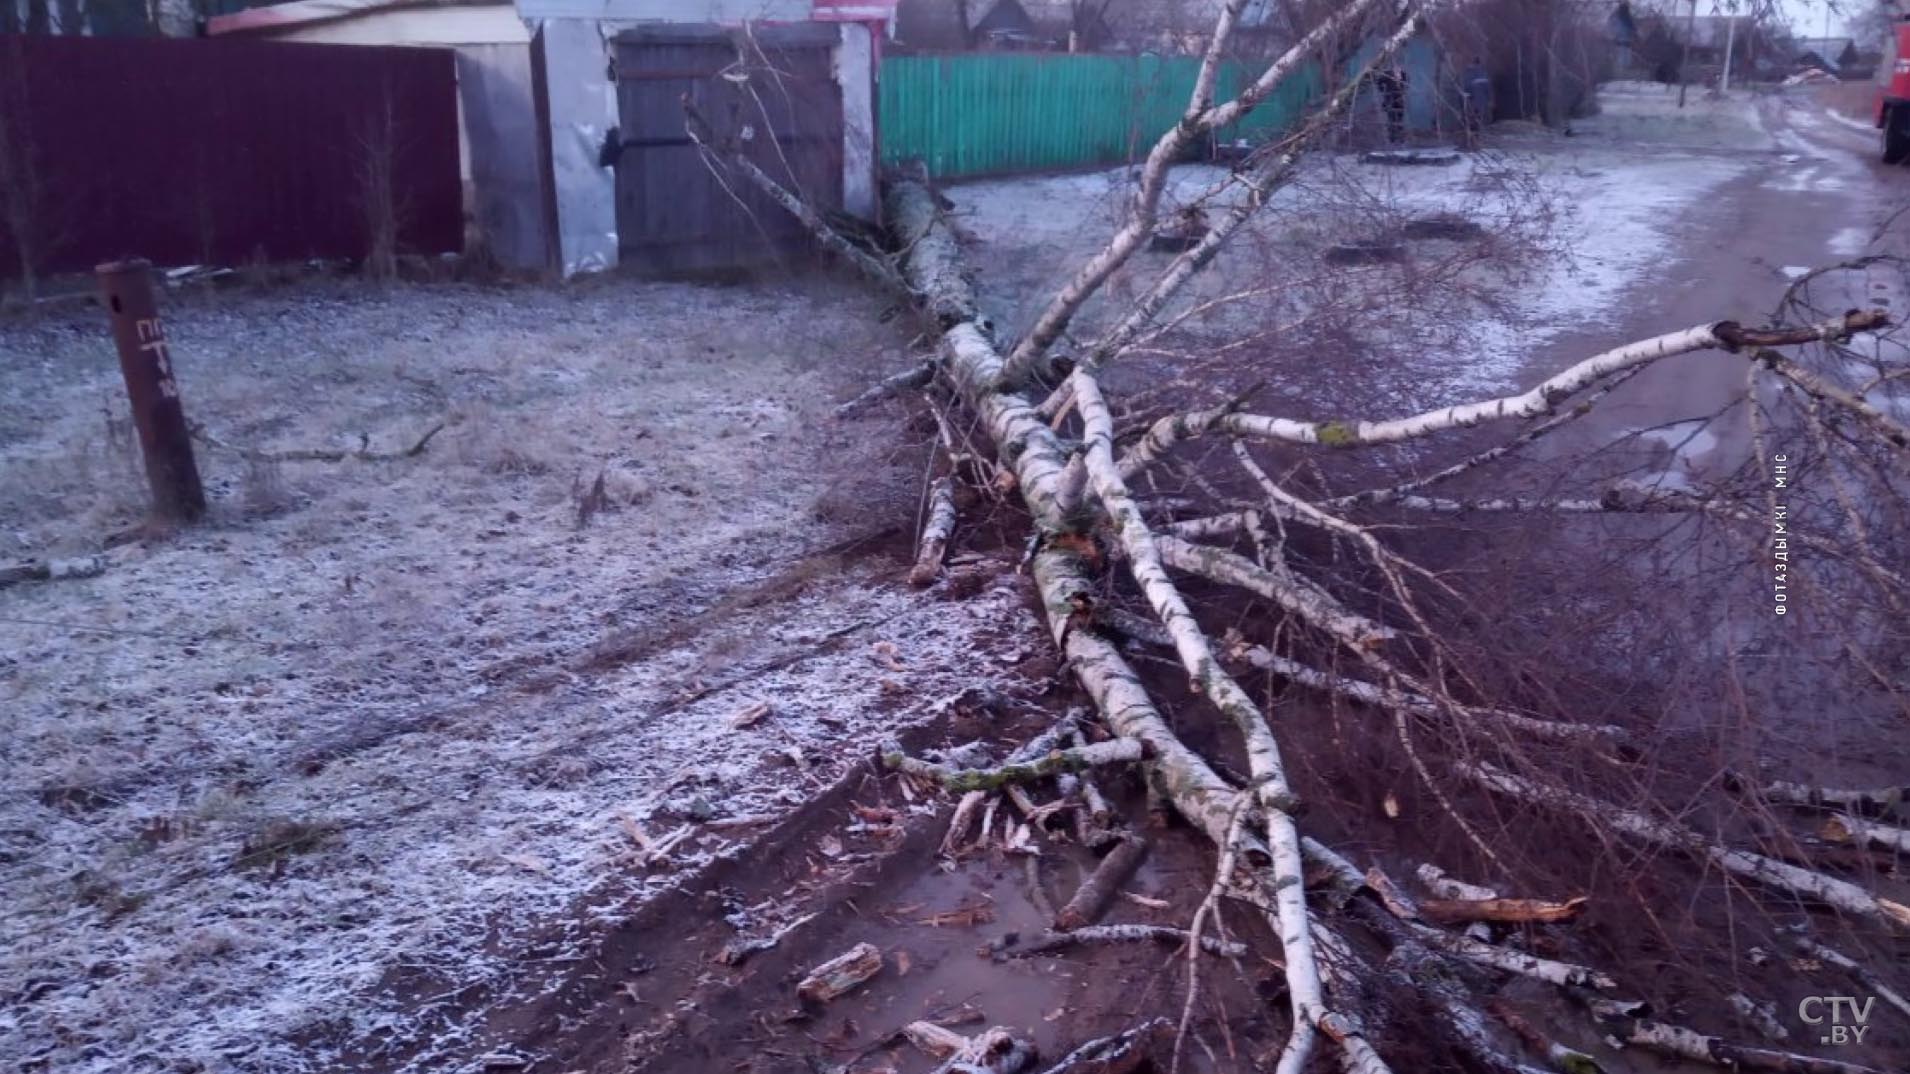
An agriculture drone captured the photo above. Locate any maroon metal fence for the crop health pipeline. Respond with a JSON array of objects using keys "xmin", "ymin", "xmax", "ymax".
[{"xmin": 0, "ymin": 33, "xmax": 461, "ymax": 280}]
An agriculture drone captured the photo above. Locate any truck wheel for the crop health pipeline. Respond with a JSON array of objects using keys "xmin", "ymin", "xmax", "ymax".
[{"xmin": 1886, "ymin": 107, "xmax": 1910, "ymax": 164}]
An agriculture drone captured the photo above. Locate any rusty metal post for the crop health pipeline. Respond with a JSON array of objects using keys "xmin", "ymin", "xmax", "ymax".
[{"xmin": 97, "ymin": 260, "xmax": 206, "ymax": 523}]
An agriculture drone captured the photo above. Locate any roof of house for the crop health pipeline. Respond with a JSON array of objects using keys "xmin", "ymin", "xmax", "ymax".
[
  {"xmin": 973, "ymin": 0, "xmax": 1037, "ymax": 36},
  {"xmin": 1796, "ymin": 36, "xmax": 1857, "ymax": 59},
  {"xmin": 207, "ymin": 0, "xmax": 505, "ymax": 35}
]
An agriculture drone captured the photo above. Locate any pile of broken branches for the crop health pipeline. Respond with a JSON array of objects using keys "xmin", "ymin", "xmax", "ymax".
[{"xmin": 694, "ymin": 0, "xmax": 1910, "ymax": 1070}]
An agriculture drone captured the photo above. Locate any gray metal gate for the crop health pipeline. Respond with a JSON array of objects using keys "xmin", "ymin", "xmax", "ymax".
[{"xmin": 613, "ymin": 25, "xmax": 844, "ymax": 275}]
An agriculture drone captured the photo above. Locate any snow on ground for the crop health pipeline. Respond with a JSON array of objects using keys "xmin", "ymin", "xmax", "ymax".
[
  {"xmin": 1823, "ymin": 107, "xmax": 1876, "ymax": 136},
  {"xmin": 0, "ymin": 276, "xmax": 1037, "ymax": 1072},
  {"xmin": 1578, "ymin": 80, "xmax": 1770, "ymax": 148}
]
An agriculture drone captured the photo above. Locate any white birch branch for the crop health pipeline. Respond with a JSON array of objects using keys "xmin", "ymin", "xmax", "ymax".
[
  {"xmin": 1756, "ymin": 780, "xmax": 1908, "ymax": 814},
  {"xmin": 1462, "ymin": 762, "xmax": 1910, "ymax": 931},
  {"xmin": 1209, "ymin": 312, "xmax": 1885, "ymax": 449},
  {"xmin": 909, "ymin": 477, "xmax": 958, "ymax": 586},
  {"xmin": 1071, "ymin": 368, "xmax": 1341, "ymax": 1074},
  {"xmin": 1001, "ymin": 0, "xmax": 1392, "ymax": 381},
  {"xmin": 1584, "ymin": 999, "xmax": 1886, "ymax": 1074},
  {"xmin": 1788, "ymin": 935, "xmax": 1910, "ymax": 1022},
  {"xmin": 1234, "ymin": 644, "xmax": 1627, "ymax": 744},
  {"xmin": 1156, "ymin": 534, "xmax": 1397, "ymax": 650},
  {"xmin": 882, "ymin": 737, "xmax": 1146, "ymax": 792},
  {"xmin": 1084, "ymin": 11, "xmax": 1426, "ymax": 376}
]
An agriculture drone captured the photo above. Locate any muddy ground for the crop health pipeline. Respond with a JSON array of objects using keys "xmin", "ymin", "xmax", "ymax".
[{"xmin": 5, "ymin": 81, "xmax": 1910, "ymax": 1074}]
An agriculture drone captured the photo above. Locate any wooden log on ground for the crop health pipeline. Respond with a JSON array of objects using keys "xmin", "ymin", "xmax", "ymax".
[
  {"xmin": 910, "ymin": 476, "xmax": 958, "ymax": 586},
  {"xmin": 1752, "ymin": 779, "xmax": 1908, "ymax": 816},
  {"xmin": 998, "ymin": 924, "xmax": 1245, "ymax": 959},
  {"xmin": 931, "ymin": 1027, "xmax": 1039, "ymax": 1074},
  {"xmin": 905, "ymin": 1020, "xmax": 971, "ymax": 1059},
  {"xmin": 796, "ymin": 942, "xmax": 882, "ymax": 1003},
  {"xmin": 1054, "ymin": 835, "xmax": 1149, "ymax": 930},
  {"xmin": 884, "ymin": 738, "xmax": 1146, "ymax": 792},
  {"xmin": 0, "ymin": 555, "xmax": 107, "ymax": 590}
]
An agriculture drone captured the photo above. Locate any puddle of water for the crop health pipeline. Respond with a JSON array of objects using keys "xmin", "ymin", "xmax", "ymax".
[
  {"xmin": 1623, "ymin": 419, "xmax": 1723, "ymax": 493},
  {"xmin": 1633, "ymin": 420, "xmax": 1721, "ymax": 460}
]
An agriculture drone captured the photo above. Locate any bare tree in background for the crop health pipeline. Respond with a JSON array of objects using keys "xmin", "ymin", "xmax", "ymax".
[
  {"xmin": 0, "ymin": 35, "xmax": 47, "ymax": 299},
  {"xmin": 703, "ymin": 0, "xmax": 1910, "ymax": 1069},
  {"xmin": 357, "ymin": 84, "xmax": 405, "ymax": 283}
]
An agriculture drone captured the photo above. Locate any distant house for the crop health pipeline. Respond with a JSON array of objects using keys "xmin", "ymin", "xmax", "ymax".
[
  {"xmin": 0, "ymin": 0, "xmax": 194, "ymax": 35},
  {"xmin": 972, "ymin": 0, "xmax": 1046, "ymax": 48},
  {"xmin": 1796, "ymin": 36, "xmax": 1860, "ymax": 77},
  {"xmin": 892, "ymin": 0, "xmax": 1275, "ymax": 54}
]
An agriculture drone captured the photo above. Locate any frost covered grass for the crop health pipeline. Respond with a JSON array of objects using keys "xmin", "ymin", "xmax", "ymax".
[{"xmin": 0, "ymin": 275, "xmax": 1036, "ymax": 1072}]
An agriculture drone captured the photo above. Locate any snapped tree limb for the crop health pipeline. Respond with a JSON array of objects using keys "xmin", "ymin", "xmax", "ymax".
[
  {"xmin": 883, "ymin": 737, "xmax": 1146, "ymax": 793},
  {"xmin": 1462, "ymin": 762, "xmax": 1910, "ymax": 931}
]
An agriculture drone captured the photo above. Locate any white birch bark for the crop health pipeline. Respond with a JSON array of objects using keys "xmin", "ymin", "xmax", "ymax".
[
  {"xmin": 909, "ymin": 477, "xmax": 957, "ymax": 586},
  {"xmin": 1191, "ymin": 312, "xmax": 1881, "ymax": 449},
  {"xmin": 1156, "ymin": 534, "xmax": 1397, "ymax": 649},
  {"xmin": 1235, "ymin": 644, "xmax": 1626, "ymax": 744},
  {"xmin": 1071, "ymin": 369, "xmax": 1346, "ymax": 1074},
  {"xmin": 1820, "ymin": 813, "xmax": 1910, "ymax": 853},
  {"xmin": 888, "ymin": 179, "xmax": 1391, "ymax": 1074},
  {"xmin": 1462, "ymin": 762, "xmax": 1910, "ymax": 931},
  {"xmin": 1788, "ymin": 935, "xmax": 1910, "ymax": 1021}
]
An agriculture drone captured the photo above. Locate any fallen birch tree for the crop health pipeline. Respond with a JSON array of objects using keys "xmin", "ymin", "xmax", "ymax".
[{"xmin": 692, "ymin": 0, "xmax": 1910, "ymax": 1068}]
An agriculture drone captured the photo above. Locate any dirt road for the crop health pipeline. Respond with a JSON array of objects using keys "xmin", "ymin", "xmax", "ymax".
[{"xmin": 1527, "ymin": 86, "xmax": 1906, "ymax": 482}]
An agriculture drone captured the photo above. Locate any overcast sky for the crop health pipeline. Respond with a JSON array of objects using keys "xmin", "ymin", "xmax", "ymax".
[{"xmin": 1775, "ymin": 0, "xmax": 1849, "ymax": 38}]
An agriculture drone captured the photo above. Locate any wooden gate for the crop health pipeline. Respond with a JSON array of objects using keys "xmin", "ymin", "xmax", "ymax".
[{"xmin": 613, "ymin": 25, "xmax": 844, "ymax": 275}]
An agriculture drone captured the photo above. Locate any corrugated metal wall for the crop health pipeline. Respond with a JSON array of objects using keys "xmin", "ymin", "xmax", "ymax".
[
  {"xmin": 878, "ymin": 53, "xmax": 1325, "ymax": 179},
  {"xmin": 0, "ymin": 33, "xmax": 461, "ymax": 280},
  {"xmin": 878, "ymin": 39, "xmax": 1444, "ymax": 180}
]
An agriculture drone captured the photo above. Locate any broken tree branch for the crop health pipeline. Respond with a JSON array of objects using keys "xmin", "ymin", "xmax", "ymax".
[
  {"xmin": 1000, "ymin": 0, "xmax": 1392, "ymax": 383},
  {"xmin": 1054, "ymin": 834, "xmax": 1149, "ymax": 930},
  {"xmin": 1196, "ymin": 312, "xmax": 1886, "ymax": 450},
  {"xmin": 1000, "ymin": 924, "xmax": 1247, "ymax": 959},
  {"xmin": 910, "ymin": 476, "xmax": 958, "ymax": 586},
  {"xmin": 1584, "ymin": 998, "xmax": 1885, "ymax": 1074},
  {"xmin": 193, "ymin": 421, "xmax": 445, "ymax": 463},
  {"xmin": 883, "ymin": 737, "xmax": 1147, "ymax": 792},
  {"xmin": 1416, "ymin": 895, "xmax": 1589, "ymax": 927},
  {"xmin": 1033, "ymin": 1019, "xmax": 1172, "ymax": 1074},
  {"xmin": 682, "ymin": 99, "xmax": 908, "ymax": 296},
  {"xmin": 0, "ymin": 554, "xmax": 107, "ymax": 590},
  {"xmin": 1463, "ymin": 762, "xmax": 1910, "ymax": 930}
]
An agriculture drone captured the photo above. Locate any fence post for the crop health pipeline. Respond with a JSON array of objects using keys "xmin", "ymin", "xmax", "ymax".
[{"xmin": 96, "ymin": 259, "xmax": 206, "ymax": 523}]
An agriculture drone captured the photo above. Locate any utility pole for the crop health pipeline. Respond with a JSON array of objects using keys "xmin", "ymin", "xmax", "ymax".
[
  {"xmin": 1721, "ymin": 6, "xmax": 1737, "ymax": 93},
  {"xmin": 97, "ymin": 260, "xmax": 206, "ymax": 524},
  {"xmin": 1679, "ymin": 0, "xmax": 1697, "ymax": 107}
]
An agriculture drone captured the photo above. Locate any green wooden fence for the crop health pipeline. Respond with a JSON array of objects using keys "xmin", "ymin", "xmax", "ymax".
[{"xmin": 878, "ymin": 53, "xmax": 1325, "ymax": 179}]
